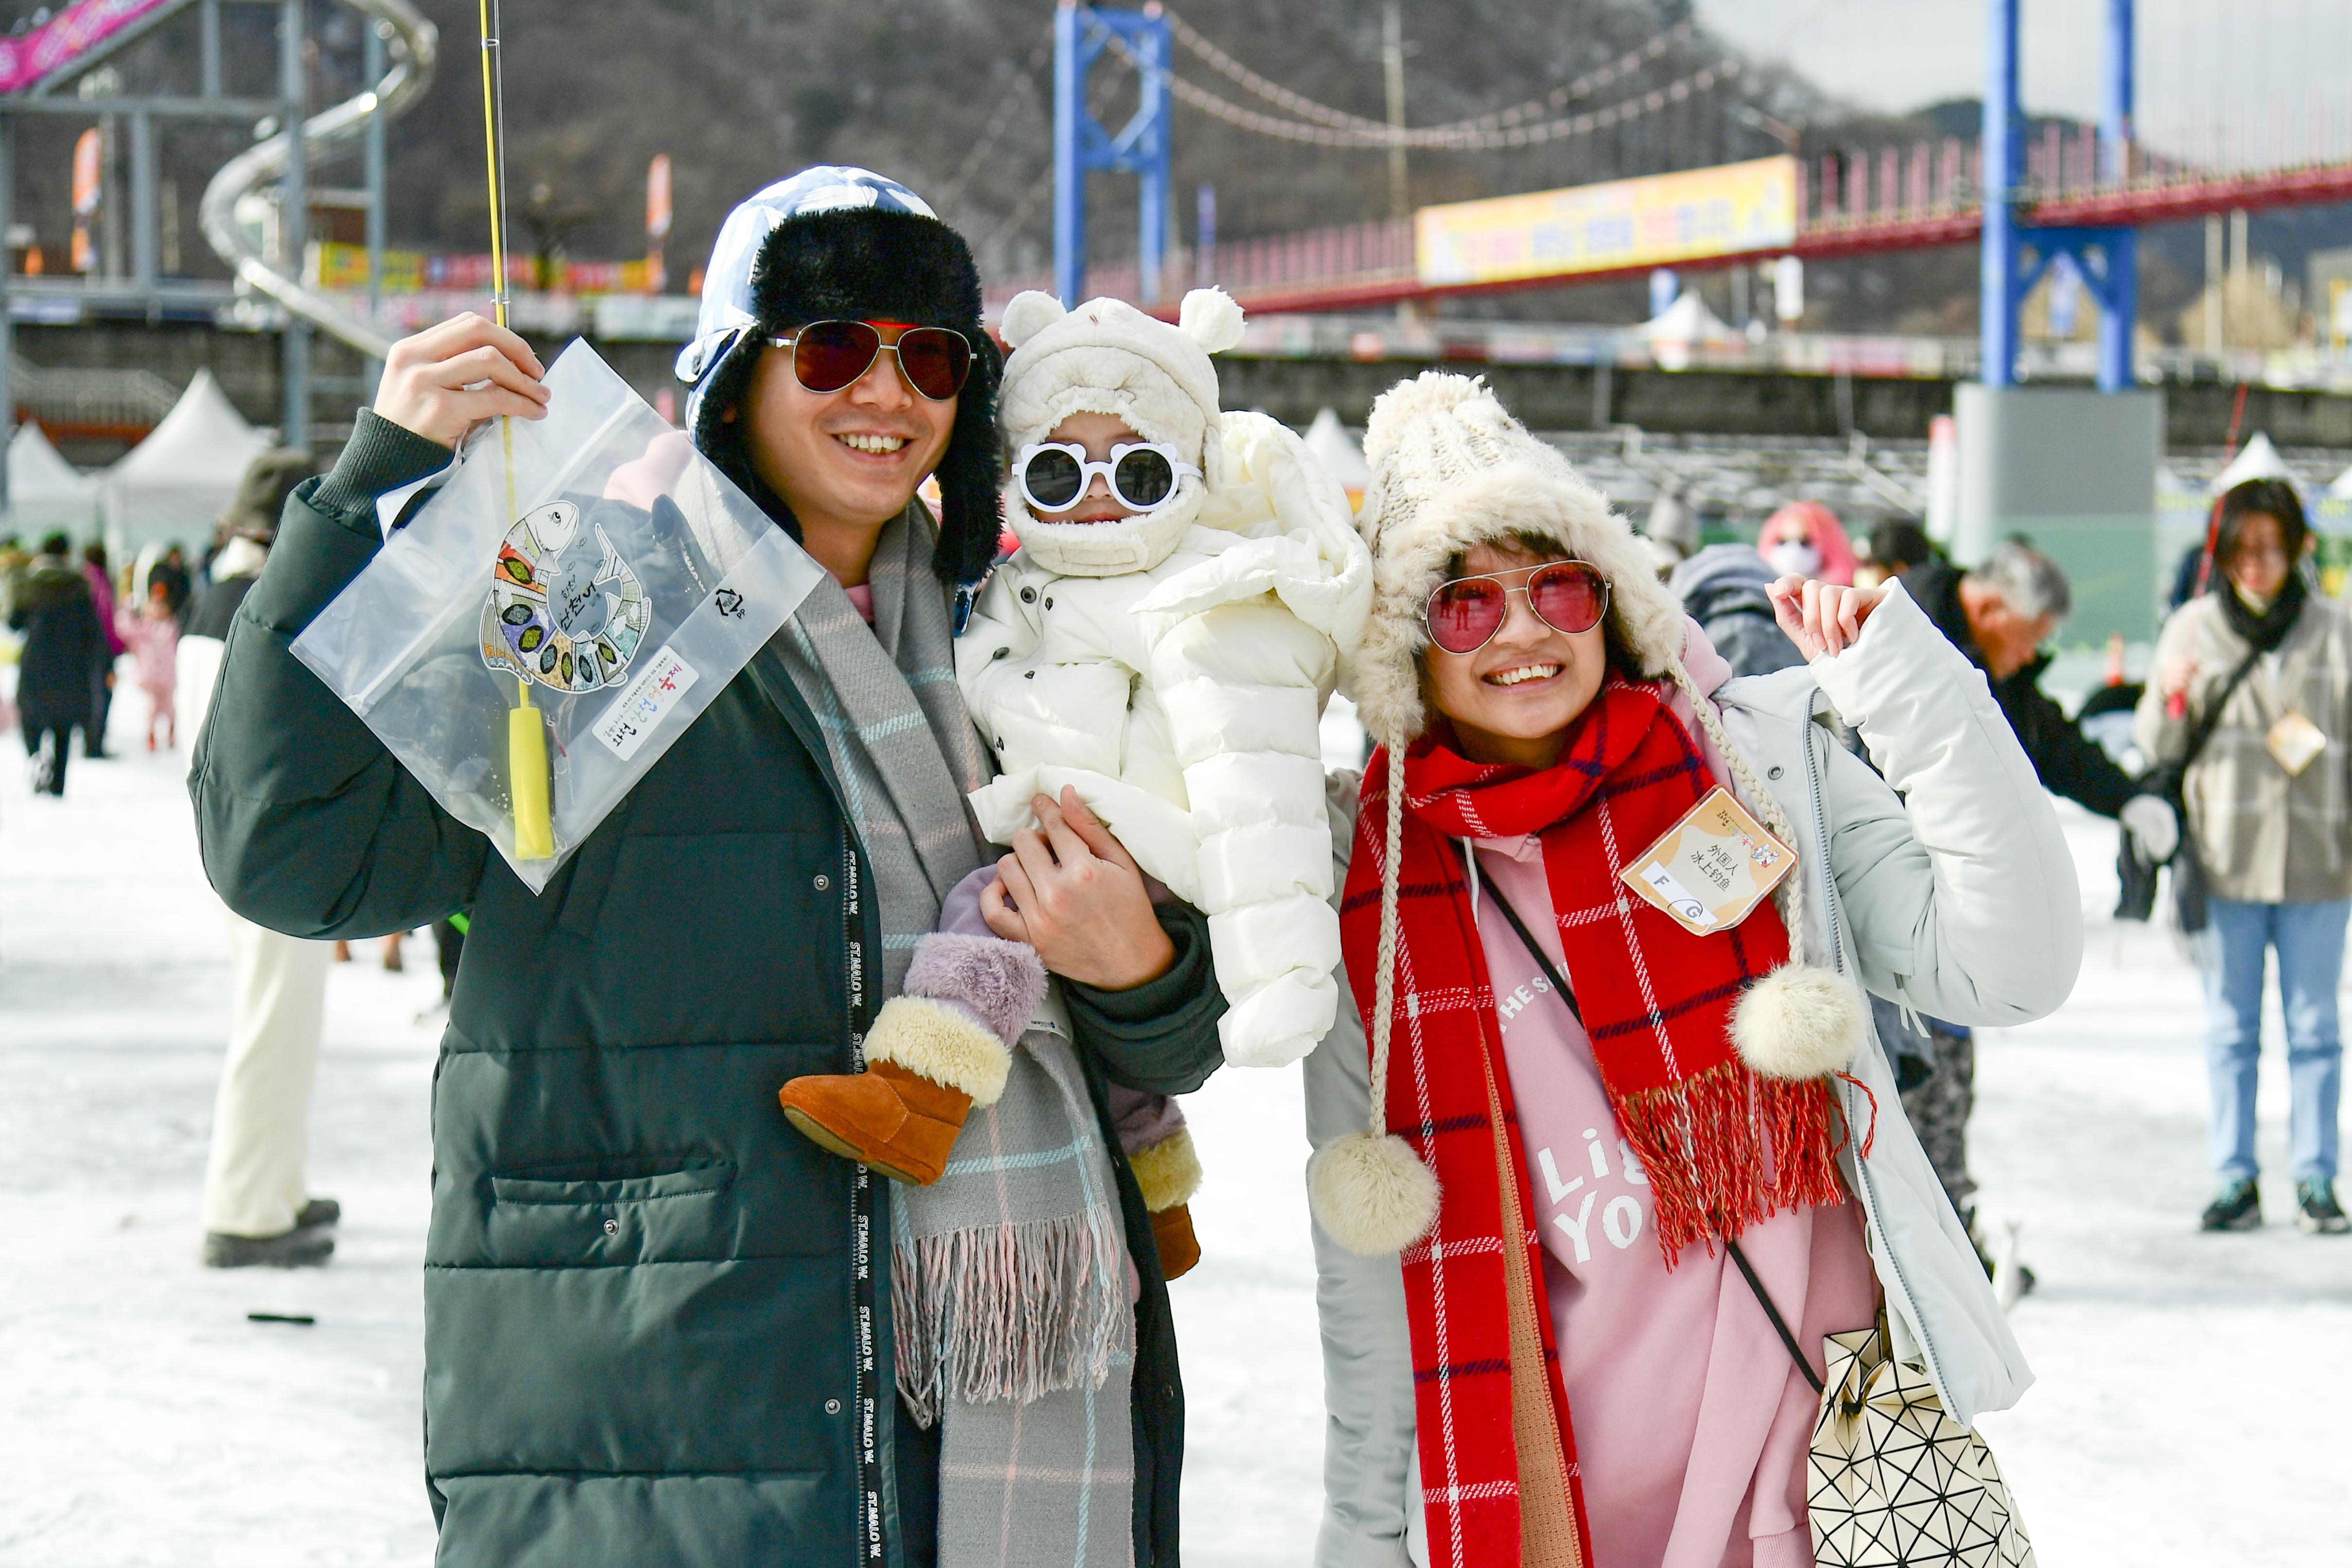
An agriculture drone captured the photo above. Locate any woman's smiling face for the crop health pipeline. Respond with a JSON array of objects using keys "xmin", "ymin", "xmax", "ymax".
[{"xmin": 1421, "ymin": 538, "xmax": 1610, "ymax": 771}]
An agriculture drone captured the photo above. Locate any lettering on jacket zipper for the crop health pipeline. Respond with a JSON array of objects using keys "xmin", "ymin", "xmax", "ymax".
[{"xmin": 840, "ymin": 837, "xmax": 883, "ymax": 1559}]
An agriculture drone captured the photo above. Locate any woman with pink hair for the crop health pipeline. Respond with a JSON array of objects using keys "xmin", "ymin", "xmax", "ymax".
[{"xmin": 1756, "ymin": 500, "xmax": 1858, "ymax": 586}]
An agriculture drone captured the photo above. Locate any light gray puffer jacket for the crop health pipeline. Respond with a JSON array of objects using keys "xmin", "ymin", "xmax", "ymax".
[{"xmin": 1304, "ymin": 585, "xmax": 2082, "ymax": 1566}]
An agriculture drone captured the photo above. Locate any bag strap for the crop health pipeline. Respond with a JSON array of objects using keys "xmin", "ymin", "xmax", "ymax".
[
  {"xmin": 1471, "ymin": 865, "xmax": 1581, "ymax": 1025},
  {"xmin": 1725, "ymin": 1238, "xmax": 1825, "ymax": 1395},
  {"xmin": 2175, "ymin": 640, "xmax": 2266, "ymax": 778},
  {"xmin": 1473, "ymin": 844, "xmax": 1828, "ymax": 1397}
]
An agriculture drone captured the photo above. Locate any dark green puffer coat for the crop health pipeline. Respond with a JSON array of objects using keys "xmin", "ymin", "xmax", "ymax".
[{"xmin": 191, "ymin": 415, "xmax": 1224, "ymax": 1568}]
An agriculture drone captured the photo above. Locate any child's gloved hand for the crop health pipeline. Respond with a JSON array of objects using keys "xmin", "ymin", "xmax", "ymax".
[{"xmin": 982, "ymin": 786, "xmax": 1176, "ymax": 991}]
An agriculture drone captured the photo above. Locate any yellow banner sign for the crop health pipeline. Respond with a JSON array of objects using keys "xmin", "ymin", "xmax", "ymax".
[{"xmin": 1416, "ymin": 155, "xmax": 1799, "ymax": 288}]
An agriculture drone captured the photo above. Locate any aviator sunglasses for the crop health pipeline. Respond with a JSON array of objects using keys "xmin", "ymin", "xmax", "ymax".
[
  {"xmin": 1424, "ymin": 559, "xmax": 1610, "ymax": 655},
  {"xmin": 1014, "ymin": 441, "xmax": 1200, "ymax": 515},
  {"xmin": 766, "ymin": 320, "xmax": 974, "ymax": 402}
]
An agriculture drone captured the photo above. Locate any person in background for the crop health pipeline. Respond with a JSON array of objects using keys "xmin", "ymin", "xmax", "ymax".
[
  {"xmin": 1859, "ymin": 517, "xmax": 1937, "ymax": 588},
  {"xmin": 8, "ymin": 532, "xmax": 100, "ymax": 795},
  {"xmin": 1668, "ymin": 541, "xmax": 1804, "ymax": 678},
  {"xmin": 151, "ymin": 542, "xmax": 192, "ymax": 626},
  {"xmin": 0, "ymin": 533, "xmax": 31, "ymax": 620},
  {"xmin": 1754, "ymin": 498, "xmax": 1858, "ymax": 585},
  {"xmin": 81, "ymin": 541, "xmax": 123, "ymax": 758},
  {"xmin": 2137, "ymin": 479, "xmax": 2351, "ymax": 1236},
  {"xmin": 1638, "ymin": 485, "xmax": 1698, "ymax": 579},
  {"xmin": 180, "ymin": 448, "xmax": 341, "ymax": 1268},
  {"xmin": 1902, "ymin": 540, "xmax": 2167, "ymax": 828},
  {"xmin": 431, "ymin": 915, "xmax": 466, "ymax": 1004},
  {"xmin": 116, "ymin": 577, "xmax": 180, "ymax": 751},
  {"xmin": 1885, "ymin": 538, "xmax": 2179, "ymax": 1230},
  {"xmin": 331, "ymin": 930, "xmax": 409, "ymax": 969}
]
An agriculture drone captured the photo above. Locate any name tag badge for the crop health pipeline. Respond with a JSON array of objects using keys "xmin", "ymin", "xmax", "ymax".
[
  {"xmin": 1620, "ymin": 786, "xmax": 1797, "ymax": 937},
  {"xmin": 2266, "ymin": 710, "xmax": 2329, "ymax": 776}
]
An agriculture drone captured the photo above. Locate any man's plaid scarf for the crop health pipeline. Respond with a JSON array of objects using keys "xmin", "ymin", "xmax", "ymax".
[
  {"xmin": 780, "ymin": 508, "xmax": 1132, "ymax": 1565},
  {"xmin": 1339, "ymin": 676, "xmax": 1841, "ymax": 1566}
]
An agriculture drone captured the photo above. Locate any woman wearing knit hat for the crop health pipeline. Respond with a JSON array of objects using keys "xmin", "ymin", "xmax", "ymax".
[{"xmin": 1304, "ymin": 372, "xmax": 2078, "ymax": 1566}]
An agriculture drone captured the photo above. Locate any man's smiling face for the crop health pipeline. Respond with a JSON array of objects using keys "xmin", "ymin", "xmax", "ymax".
[{"xmin": 742, "ymin": 324, "xmax": 957, "ymax": 534}]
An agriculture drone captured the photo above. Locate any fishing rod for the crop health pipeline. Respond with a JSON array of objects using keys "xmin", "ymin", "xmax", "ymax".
[{"xmin": 477, "ymin": 0, "xmax": 553, "ymax": 860}]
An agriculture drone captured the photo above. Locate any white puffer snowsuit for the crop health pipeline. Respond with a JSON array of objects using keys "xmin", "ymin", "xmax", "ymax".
[{"xmin": 960, "ymin": 409, "xmax": 1372, "ymax": 1067}]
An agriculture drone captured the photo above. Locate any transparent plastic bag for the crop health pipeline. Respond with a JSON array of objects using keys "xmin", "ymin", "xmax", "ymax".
[{"xmin": 293, "ymin": 340, "xmax": 823, "ymax": 892}]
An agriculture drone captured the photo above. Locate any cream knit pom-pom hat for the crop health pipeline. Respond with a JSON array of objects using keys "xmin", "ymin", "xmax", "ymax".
[{"xmin": 1346, "ymin": 372, "xmax": 1688, "ymax": 750}]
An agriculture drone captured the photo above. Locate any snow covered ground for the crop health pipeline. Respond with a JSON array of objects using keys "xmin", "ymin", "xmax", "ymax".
[{"xmin": 4, "ymin": 700, "xmax": 2349, "ymax": 1566}]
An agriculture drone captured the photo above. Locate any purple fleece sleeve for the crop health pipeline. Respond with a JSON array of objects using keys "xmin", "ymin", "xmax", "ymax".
[
  {"xmin": 1105, "ymin": 1084, "xmax": 1187, "ymax": 1156},
  {"xmin": 937, "ymin": 866, "xmax": 1000, "ymax": 939},
  {"xmin": 903, "ymin": 868, "xmax": 1047, "ymax": 1047}
]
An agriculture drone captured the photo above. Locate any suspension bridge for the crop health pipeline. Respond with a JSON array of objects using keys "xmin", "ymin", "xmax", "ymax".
[
  {"xmin": 4, "ymin": 0, "xmax": 2352, "ymax": 453},
  {"xmin": 1038, "ymin": 0, "xmax": 2352, "ymax": 388}
]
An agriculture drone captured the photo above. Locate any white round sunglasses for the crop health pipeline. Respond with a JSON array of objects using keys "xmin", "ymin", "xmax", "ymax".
[{"xmin": 1013, "ymin": 441, "xmax": 1200, "ymax": 515}]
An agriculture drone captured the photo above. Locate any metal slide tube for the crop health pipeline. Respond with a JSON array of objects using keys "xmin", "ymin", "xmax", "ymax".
[{"xmin": 198, "ymin": 0, "xmax": 437, "ymax": 360}]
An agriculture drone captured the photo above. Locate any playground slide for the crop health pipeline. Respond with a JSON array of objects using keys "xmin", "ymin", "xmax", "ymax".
[
  {"xmin": 199, "ymin": 0, "xmax": 438, "ymax": 359},
  {"xmin": 2, "ymin": 0, "xmax": 436, "ymax": 359}
]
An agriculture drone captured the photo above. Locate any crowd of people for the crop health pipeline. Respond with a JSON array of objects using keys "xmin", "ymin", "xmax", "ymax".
[
  {"xmin": 0, "ymin": 502, "xmax": 240, "ymax": 790},
  {"xmin": 1642, "ymin": 478, "xmax": 2352, "ymax": 1258},
  {"xmin": 10, "ymin": 159, "xmax": 2343, "ymax": 1566}
]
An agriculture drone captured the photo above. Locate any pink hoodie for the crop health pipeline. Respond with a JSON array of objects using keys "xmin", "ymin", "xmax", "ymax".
[{"xmin": 1466, "ymin": 622, "xmax": 1880, "ymax": 1567}]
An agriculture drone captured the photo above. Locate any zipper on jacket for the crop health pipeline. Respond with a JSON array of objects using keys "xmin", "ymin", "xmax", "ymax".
[
  {"xmin": 1799, "ymin": 708, "xmax": 1955, "ymax": 1406},
  {"xmin": 841, "ymin": 835, "xmax": 885, "ymax": 1563}
]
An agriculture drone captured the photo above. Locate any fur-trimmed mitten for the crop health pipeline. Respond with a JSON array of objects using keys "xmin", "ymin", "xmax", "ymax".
[
  {"xmin": 1111, "ymin": 1086, "xmax": 1205, "ymax": 1280},
  {"xmin": 778, "ymin": 931, "xmax": 1046, "ymax": 1186}
]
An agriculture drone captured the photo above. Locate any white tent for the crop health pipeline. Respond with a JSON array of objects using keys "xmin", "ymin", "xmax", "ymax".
[
  {"xmin": 1638, "ymin": 291, "xmax": 1741, "ymax": 370},
  {"xmin": 2327, "ymin": 460, "xmax": 2352, "ymax": 500},
  {"xmin": 5, "ymin": 421, "xmax": 97, "ymax": 539},
  {"xmin": 101, "ymin": 369, "xmax": 273, "ymax": 562},
  {"xmin": 1302, "ymin": 407, "xmax": 1371, "ymax": 510},
  {"xmin": 2210, "ymin": 431, "xmax": 2296, "ymax": 495}
]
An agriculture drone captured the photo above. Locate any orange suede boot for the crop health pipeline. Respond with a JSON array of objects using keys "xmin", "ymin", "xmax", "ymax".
[
  {"xmin": 777, "ymin": 939, "xmax": 1026, "ymax": 1185},
  {"xmin": 1150, "ymin": 1201, "xmax": 1202, "ymax": 1280},
  {"xmin": 1126, "ymin": 1121, "xmax": 1204, "ymax": 1280},
  {"xmin": 779, "ymin": 1057, "xmax": 979, "ymax": 1187}
]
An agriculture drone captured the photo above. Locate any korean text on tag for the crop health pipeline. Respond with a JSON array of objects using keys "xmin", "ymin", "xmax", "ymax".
[{"xmin": 1619, "ymin": 785, "xmax": 1797, "ymax": 937}]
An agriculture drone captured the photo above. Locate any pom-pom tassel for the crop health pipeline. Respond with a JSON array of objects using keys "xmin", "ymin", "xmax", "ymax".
[
  {"xmin": 1731, "ymin": 963, "xmax": 1869, "ymax": 1082},
  {"xmin": 1307, "ymin": 1131, "xmax": 1440, "ymax": 1256}
]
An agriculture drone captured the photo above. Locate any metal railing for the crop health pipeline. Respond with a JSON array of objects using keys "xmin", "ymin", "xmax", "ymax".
[{"xmin": 9, "ymin": 354, "xmax": 181, "ymax": 430}]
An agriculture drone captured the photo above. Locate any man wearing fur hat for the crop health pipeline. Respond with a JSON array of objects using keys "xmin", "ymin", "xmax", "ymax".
[{"xmin": 192, "ymin": 169, "xmax": 1220, "ymax": 1566}]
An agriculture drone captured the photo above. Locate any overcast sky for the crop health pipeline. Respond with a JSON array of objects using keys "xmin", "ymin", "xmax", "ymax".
[{"xmin": 1699, "ymin": 0, "xmax": 2352, "ymax": 164}]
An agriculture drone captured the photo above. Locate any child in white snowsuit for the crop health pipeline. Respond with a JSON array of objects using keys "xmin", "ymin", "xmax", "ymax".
[
  {"xmin": 965, "ymin": 287, "xmax": 1370, "ymax": 1067},
  {"xmin": 777, "ymin": 289, "xmax": 1366, "ymax": 1270}
]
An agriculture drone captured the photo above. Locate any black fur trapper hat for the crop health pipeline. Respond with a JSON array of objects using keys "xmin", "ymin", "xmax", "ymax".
[{"xmin": 675, "ymin": 167, "xmax": 1002, "ymax": 586}]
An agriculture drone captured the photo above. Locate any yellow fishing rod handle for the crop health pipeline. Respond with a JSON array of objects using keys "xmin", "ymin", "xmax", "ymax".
[{"xmin": 509, "ymin": 681, "xmax": 555, "ymax": 861}]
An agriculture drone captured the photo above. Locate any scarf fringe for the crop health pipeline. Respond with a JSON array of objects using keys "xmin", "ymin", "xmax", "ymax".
[
  {"xmin": 1611, "ymin": 1063, "xmax": 1844, "ymax": 1265},
  {"xmin": 891, "ymin": 1214, "xmax": 1134, "ymax": 1428}
]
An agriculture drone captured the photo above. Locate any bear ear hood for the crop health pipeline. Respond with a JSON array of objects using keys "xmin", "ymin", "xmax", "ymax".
[
  {"xmin": 998, "ymin": 290, "xmax": 1068, "ymax": 349},
  {"xmin": 675, "ymin": 167, "xmax": 1001, "ymax": 586},
  {"xmin": 994, "ymin": 289, "xmax": 1245, "ymax": 578}
]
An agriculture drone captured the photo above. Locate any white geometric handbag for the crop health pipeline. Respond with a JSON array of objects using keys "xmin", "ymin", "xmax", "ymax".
[
  {"xmin": 1725, "ymin": 1244, "xmax": 2035, "ymax": 1568},
  {"xmin": 1803, "ymin": 1320, "xmax": 2036, "ymax": 1568}
]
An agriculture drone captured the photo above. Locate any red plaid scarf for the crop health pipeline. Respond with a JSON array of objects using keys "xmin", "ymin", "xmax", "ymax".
[{"xmin": 1340, "ymin": 676, "xmax": 1842, "ymax": 1566}]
